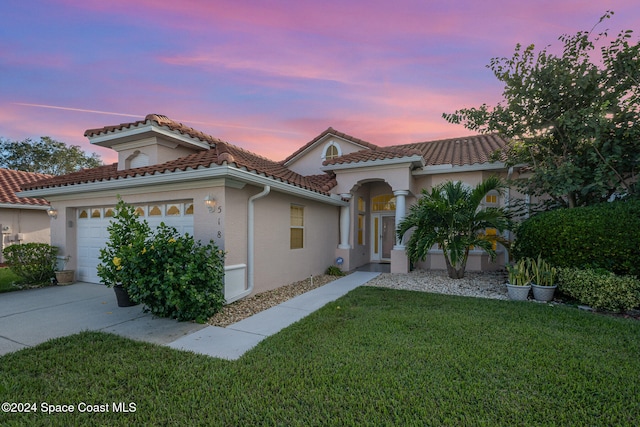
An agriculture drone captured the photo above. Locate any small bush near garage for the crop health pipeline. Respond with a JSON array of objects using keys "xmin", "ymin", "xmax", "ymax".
[
  {"xmin": 2, "ymin": 243, "xmax": 58, "ymax": 285},
  {"xmin": 558, "ymin": 267, "xmax": 640, "ymax": 312},
  {"xmin": 99, "ymin": 199, "xmax": 225, "ymax": 323},
  {"xmin": 128, "ymin": 224, "xmax": 225, "ymax": 323},
  {"xmin": 512, "ymin": 200, "xmax": 640, "ymax": 276}
]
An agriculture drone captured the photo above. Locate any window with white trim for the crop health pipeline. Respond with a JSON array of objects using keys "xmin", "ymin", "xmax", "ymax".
[
  {"xmin": 325, "ymin": 145, "xmax": 339, "ymax": 160},
  {"xmin": 485, "ymin": 190, "xmax": 499, "ymax": 206},
  {"xmin": 290, "ymin": 205, "xmax": 304, "ymax": 249}
]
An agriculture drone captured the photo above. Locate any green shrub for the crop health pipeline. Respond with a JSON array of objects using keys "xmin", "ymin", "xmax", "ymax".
[
  {"xmin": 125, "ymin": 223, "xmax": 225, "ymax": 323},
  {"xmin": 513, "ymin": 200, "xmax": 640, "ymax": 276},
  {"xmin": 558, "ymin": 267, "xmax": 640, "ymax": 312},
  {"xmin": 2, "ymin": 243, "xmax": 58, "ymax": 285},
  {"xmin": 97, "ymin": 198, "xmax": 225, "ymax": 323},
  {"xmin": 97, "ymin": 198, "xmax": 151, "ymax": 288},
  {"xmin": 325, "ymin": 265, "xmax": 345, "ymax": 276}
]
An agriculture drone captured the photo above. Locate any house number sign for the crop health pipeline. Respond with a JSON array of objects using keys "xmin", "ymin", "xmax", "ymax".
[{"xmin": 213, "ymin": 205, "xmax": 224, "ymax": 246}]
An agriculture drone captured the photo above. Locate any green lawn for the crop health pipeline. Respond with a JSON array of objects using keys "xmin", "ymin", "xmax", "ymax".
[
  {"xmin": 0, "ymin": 267, "xmax": 22, "ymax": 292},
  {"xmin": 2, "ymin": 287, "xmax": 639, "ymax": 426}
]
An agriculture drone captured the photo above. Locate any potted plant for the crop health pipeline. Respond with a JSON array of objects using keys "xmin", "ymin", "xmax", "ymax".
[
  {"xmin": 54, "ymin": 254, "xmax": 74, "ymax": 285},
  {"xmin": 97, "ymin": 198, "xmax": 149, "ymax": 307},
  {"xmin": 530, "ymin": 254, "xmax": 558, "ymax": 302},
  {"xmin": 505, "ymin": 257, "xmax": 533, "ymax": 301}
]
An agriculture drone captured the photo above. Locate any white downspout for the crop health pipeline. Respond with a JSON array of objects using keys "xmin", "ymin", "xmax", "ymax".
[{"xmin": 246, "ymin": 185, "xmax": 271, "ymax": 297}]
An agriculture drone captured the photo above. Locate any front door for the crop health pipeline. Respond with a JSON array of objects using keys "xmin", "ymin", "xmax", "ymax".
[{"xmin": 371, "ymin": 214, "xmax": 395, "ymax": 261}]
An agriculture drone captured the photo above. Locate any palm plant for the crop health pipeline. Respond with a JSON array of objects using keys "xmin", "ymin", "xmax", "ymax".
[{"xmin": 398, "ymin": 176, "xmax": 512, "ymax": 279}]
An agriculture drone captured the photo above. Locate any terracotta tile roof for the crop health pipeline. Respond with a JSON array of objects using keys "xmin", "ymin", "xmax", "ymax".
[
  {"xmin": 281, "ymin": 127, "xmax": 379, "ymax": 165},
  {"xmin": 84, "ymin": 114, "xmax": 223, "ymax": 146},
  {"xmin": 24, "ymin": 116, "xmax": 337, "ymax": 196},
  {"xmin": 323, "ymin": 146, "xmax": 423, "ymax": 166},
  {"xmin": 395, "ymin": 134, "xmax": 507, "ymax": 166},
  {"xmin": 21, "ymin": 115, "xmax": 508, "ymax": 197},
  {"xmin": 0, "ymin": 168, "xmax": 52, "ymax": 206}
]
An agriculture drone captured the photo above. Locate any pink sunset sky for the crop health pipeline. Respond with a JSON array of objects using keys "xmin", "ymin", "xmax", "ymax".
[{"xmin": 1, "ymin": 0, "xmax": 638, "ymax": 164}]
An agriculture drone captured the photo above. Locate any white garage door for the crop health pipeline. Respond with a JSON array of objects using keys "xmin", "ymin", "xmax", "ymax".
[{"xmin": 76, "ymin": 201, "xmax": 194, "ymax": 284}]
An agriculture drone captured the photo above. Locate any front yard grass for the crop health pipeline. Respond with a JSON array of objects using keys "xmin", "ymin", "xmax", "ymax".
[
  {"xmin": 0, "ymin": 267, "xmax": 22, "ymax": 292},
  {"xmin": 2, "ymin": 287, "xmax": 639, "ymax": 426}
]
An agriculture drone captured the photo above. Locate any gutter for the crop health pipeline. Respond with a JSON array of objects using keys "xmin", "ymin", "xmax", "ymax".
[
  {"xmin": 0, "ymin": 203, "xmax": 49, "ymax": 211},
  {"xmin": 228, "ymin": 185, "xmax": 270, "ymax": 303},
  {"xmin": 18, "ymin": 165, "xmax": 346, "ymax": 207}
]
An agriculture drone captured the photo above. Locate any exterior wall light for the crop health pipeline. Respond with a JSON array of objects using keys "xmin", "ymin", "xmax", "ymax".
[
  {"xmin": 47, "ymin": 207, "xmax": 58, "ymax": 219},
  {"xmin": 204, "ymin": 195, "xmax": 217, "ymax": 212}
]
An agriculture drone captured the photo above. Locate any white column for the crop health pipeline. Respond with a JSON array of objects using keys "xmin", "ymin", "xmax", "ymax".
[
  {"xmin": 338, "ymin": 193, "xmax": 352, "ymax": 249},
  {"xmin": 393, "ymin": 190, "xmax": 409, "ymax": 249}
]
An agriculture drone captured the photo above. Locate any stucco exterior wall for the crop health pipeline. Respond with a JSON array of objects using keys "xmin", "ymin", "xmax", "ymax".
[
  {"xmin": 116, "ymin": 136, "xmax": 201, "ymax": 170},
  {"xmin": 406, "ymin": 169, "xmax": 513, "ymax": 272},
  {"xmin": 332, "ymin": 164, "xmax": 414, "ymax": 196},
  {"xmin": 286, "ymin": 137, "xmax": 371, "ymax": 176},
  {"xmin": 251, "ymin": 190, "xmax": 339, "ymax": 293},
  {"xmin": 0, "ymin": 208, "xmax": 50, "ymax": 263}
]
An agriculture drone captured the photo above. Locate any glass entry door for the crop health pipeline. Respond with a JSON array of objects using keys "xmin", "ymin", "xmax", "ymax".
[{"xmin": 372, "ymin": 214, "xmax": 395, "ymax": 261}]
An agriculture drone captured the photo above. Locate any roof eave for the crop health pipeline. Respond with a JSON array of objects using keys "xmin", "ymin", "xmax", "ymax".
[
  {"xmin": 18, "ymin": 166, "xmax": 347, "ymax": 207},
  {"xmin": 320, "ymin": 155, "xmax": 425, "ymax": 172},
  {"xmin": 0, "ymin": 202, "xmax": 49, "ymax": 210},
  {"xmin": 89, "ymin": 124, "xmax": 211, "ymax": 151},
  {"xmin": 283, "ymin": 132, "xmax": 376, "ymax": 166},
  {"xmin": 412, "ymin": 162, "xmax": 507, "ymax": 175}
]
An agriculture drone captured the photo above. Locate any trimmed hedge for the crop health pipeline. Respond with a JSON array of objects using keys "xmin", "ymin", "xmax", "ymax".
[
  {"xmin": 558, "ymin": 267, "xmax": 640, "ymax": 312},
  {"xmin": 2, "ymin": 243, "xmax": 58, "ymax": 285},
  {"xmin": 512, "ymin": 200, "xmax": 640, "ymax": 276}
]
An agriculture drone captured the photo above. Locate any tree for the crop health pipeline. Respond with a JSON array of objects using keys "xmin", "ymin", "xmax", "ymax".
[
  {"xmin": 443, "ymin": 11, "xmax": 640, "ymax": 207},
  {"xmin": 0, "ymin": 136, "xmax": 102, "ymax": 175},
  {"xmin": 398, "ymin": 177, "xmax": 512, "ymax": 279}
]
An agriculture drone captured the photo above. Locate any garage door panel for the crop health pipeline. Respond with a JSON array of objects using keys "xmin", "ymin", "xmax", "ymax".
[{"xmin": 76, "ymin": 202, "xmax": 194, "ymax": 284}]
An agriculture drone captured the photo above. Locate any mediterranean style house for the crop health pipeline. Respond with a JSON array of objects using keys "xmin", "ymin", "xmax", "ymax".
[
  {"xmin": 0, "ymin": 168, "xmax": 52, "ymax": 264},
  {"xmin": 20, "ymin": 114, "xmax": 529, "ymax": 302}
]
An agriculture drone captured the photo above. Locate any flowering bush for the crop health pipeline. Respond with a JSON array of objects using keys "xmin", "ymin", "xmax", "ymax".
[
  {"xmin": 97, "ymin": 198, "xmax": 150, "ymax": 290},
  {"xmin": 97, "ymin": 198, "xmax": 225, "ymax": 322},
  {"xmin": 126, "ymin": 223, "xmax": 225, "ymax": 323}
]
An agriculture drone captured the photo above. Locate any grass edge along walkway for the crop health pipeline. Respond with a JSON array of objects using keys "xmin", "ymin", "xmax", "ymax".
[{"xmin": 1, "ymin": 286, "xmax": 639, "ymax": 426}]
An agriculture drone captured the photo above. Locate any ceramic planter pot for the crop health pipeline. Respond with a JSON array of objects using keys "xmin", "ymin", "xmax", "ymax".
[
  {"xmin": 113, "ymin": 284, "xmax": 138, "ymax": 307},
  {"xmin": 506, "ymin": 283, "xmax": 531, "ymax": 301},
  {"xmin": 54, "ymin": 270, "xmax": 75, "ymax": 285},
  {"xmin": 531, "ymin": 284, "xmax": 557, "ymax": 302}
]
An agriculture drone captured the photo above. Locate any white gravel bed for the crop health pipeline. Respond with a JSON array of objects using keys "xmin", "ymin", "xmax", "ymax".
[
  {"xmin": 209, "ymin": 270, "xmax": 510, "ymax": 327},
  {"xmin": 365, "ymin": 269, "xmax": 509, "ymax": 300}
]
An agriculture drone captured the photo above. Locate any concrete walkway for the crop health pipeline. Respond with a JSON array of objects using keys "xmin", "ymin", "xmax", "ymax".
[{"xmin": 0, "ymin": 271, "xmax": 379, "ymax": 359}]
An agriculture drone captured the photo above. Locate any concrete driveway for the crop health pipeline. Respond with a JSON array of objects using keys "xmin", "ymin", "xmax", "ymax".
[{"xmin": 0, "ymin": 282, "xmax": 206, "ymax": 357}]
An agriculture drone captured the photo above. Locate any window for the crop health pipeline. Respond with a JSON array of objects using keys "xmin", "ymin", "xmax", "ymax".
[
  {"xmin": 486, "ymin": 228, "xmax": 498, "ymax": 250},
  {"xmin": 149, "ymin": 205, "xmax": 163, "ymax": 216},
  {"xmin": 166, "ymin": 204, "xmax": 181, "ymax": 216},
  {"xmin": 357, "ymin": 197, "xmax": 366, "ymax": 245},
  {"xmin": 358, "ymin": 215, "xmax": 365, "ymax": 245},
  {"xmin": 290, "ymin": 205, "xmax": 304, "ymax": 249},
  {"xmin": 325, "ymin": 145, "xmax": 339, "ymax": 160},
  {"xmin": 372, "ymin": 194, "xmax": 396, "ymax": 211},
  {"xmin": 322, "ymin": 142, "xmax": 342, "ymax": 161},
  {"xmin": 485, "ymin": 191, "xmax": 499, "ymax": 205}
]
